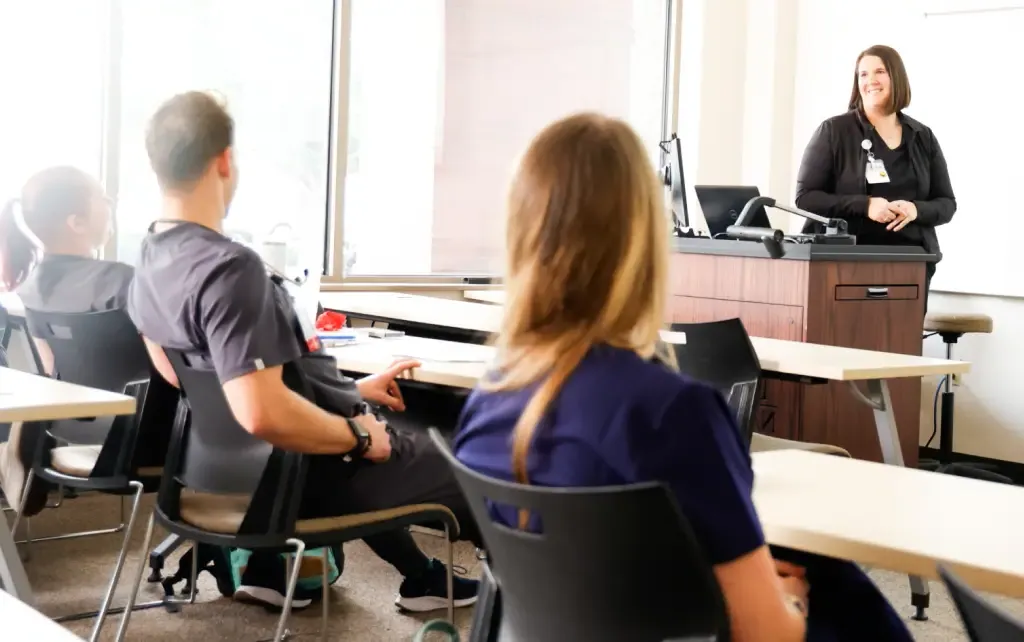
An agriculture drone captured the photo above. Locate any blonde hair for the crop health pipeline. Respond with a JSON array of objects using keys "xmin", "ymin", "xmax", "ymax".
[{"xmin": 487, "ymin": 113, "xmax": 669, "ymax": 523}]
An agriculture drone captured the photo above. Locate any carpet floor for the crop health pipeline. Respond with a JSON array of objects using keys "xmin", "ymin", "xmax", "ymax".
[{"xmin": 9, "ymin": 493, "xmax": 1023, "ymax": 641}]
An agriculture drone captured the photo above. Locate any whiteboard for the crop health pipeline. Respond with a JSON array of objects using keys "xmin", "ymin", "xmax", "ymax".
[{"xmin": 908, "ymin": 5, "xmax": 1024, "ymax": 296}]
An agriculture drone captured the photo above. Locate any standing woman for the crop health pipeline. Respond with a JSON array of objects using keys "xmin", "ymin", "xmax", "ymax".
[{"xmin": 795, "ymin": 44, "xmax": 955, "ymax": 307}]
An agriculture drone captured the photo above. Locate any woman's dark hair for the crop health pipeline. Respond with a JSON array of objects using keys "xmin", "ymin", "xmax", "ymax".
[
  {"xmin": 848, "ymin": 44, "xmax": 912, "ymax": 114},
  {"xmin": 0, "ymin": 166, "xmax": 95, "ymax": 291}
]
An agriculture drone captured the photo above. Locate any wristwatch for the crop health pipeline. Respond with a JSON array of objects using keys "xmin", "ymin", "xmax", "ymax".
[{"xmin": 343, "ymin": 417, "xmax": 372, "ymax": 460}]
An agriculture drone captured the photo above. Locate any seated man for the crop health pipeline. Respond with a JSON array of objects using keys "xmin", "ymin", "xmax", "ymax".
[{"xmin": 127, "ymin": 90, "xmax": 480, "ymax": 613}]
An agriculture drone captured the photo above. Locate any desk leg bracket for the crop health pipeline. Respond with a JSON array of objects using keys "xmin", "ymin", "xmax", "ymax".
[{"xmin": 848, "ymin": 379, "xmax": 929, "ymax": 619}]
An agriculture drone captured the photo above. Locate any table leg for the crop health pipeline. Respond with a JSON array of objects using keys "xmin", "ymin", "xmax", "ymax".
[
  {"xmin": 847, "ymin": 379, "xmax": 930, "ymax": 620},
  {"xmin": 0, "ymin": 514, "xmax": 33, "ymax": 604}
]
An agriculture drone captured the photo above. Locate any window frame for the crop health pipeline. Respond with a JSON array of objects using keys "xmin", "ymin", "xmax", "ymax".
[{"xmin": 96, "ymin": 0, "xmax": 682, "ymax": 289}]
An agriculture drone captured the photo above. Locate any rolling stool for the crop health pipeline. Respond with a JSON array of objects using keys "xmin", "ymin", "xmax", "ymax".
[{"xmin": 921, "ymin": 312, "xmax": 1012, "ymax": 484}]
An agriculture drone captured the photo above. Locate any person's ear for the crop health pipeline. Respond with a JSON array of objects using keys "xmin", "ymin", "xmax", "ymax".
[
  {"xmin": 65, "ymin": 213, "xmax": 88, "ymax": 235},
  {"xmin": 215, "ymin": 148, "xmax": 234, "ymax": 179}
]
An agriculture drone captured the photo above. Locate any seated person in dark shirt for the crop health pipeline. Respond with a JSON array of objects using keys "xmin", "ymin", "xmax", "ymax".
[
  {"xmin": 127, "ymin": 91, "xmax": 480, "ymax": 613},
  {"xmin": 0, "ymin": 166, "xmax": 172, "ymax": 513},
  {"xmin": 453, "ymin": 114, "xmax": 913, "ymax": 642},
  {"xmin": 0, "ymin": 166, "xmax": 132, "ymax": 370}
]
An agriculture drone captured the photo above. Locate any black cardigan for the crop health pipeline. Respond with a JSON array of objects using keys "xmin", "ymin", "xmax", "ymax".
[{"xmin": 794, "ymin": 109, "xmax": 955, "ymax": 258}]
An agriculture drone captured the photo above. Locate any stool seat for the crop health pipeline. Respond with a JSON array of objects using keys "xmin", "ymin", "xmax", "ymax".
[{"xmin": 924, "ymin": 312, "xmax": 993, "ymax": 335}]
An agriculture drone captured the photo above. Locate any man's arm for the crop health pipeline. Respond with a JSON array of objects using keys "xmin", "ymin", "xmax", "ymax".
[
  {"xmin": 222, "ymin": 365, "xmax": 357, "ymax": 454},
  {"xmin": 192, "ymin": 250, "xmax": 389, "ymax": 458}
]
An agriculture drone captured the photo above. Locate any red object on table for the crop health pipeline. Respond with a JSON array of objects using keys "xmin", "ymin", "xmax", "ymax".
[{"xmin": 316, "ymin": 310, "xmax": 347, "ymax": 332}]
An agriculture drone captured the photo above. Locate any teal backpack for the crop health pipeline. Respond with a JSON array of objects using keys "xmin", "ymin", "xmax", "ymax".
[
  {"xmin": 230, "ymin": 546, "xmax": 343, "ymax": 593},
  {"xmin": 162, "ymin": 543, "xmax": 344, "ymax": 602}
]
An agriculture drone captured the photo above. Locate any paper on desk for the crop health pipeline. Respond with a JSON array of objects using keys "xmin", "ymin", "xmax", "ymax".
[{"xmin": 390, "ymin": 341, "xmax": 491, "ymax": 363}]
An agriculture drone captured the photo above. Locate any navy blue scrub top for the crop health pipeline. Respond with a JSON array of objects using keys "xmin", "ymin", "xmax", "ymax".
[{"xmin": 453, "ymin": 344, "xmax": 765, "ymax": 566}]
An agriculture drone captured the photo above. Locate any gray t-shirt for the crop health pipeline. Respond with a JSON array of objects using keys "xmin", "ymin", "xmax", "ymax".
[
  {"xmin": 17, "ymin": 254, "xmax": 134, "ymax": 313},
  {"xmin": 127, "ymin": 221, "xmax": 362, "ymax": 415}
]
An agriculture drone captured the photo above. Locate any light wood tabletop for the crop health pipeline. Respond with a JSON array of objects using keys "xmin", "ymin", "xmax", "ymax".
[
  {"xmin": 463, "ymin": 290, "xmax": 505, "ymax": 305},
  {"xmin": 324, "ymin": 293, "xmax": 969, "ymax": 381},
  {"xmin": 0, "ymin": 367, "xmax": 136, "ymax": 423},
  {"xmin": 0, "ymin": 367, "xmax": 136, "ymax": 606},
  {"xmin": 662, "ymin": 332, "xmax": 970, "ymax": 382},
  {"xmin": 329, "ymin": 332, "xmax": 968, "ymax": 388},
  {"xmin": 753, "ymin": 449, "xmax": 1024, "ymax": 598},
  {"xmin": 329, "ymin": 332, "xmax": 490, "ymax": 389},
  {"xmin": 0, "ymin": 590, "xmax": 82, "ymax": 640},
  {"xmin": 321, "ymin": 292, "xmax": 501, "ymax": 334},
  {"xmin": 0, "ymin": 291, "xmax": 25, "ymax": 318}
]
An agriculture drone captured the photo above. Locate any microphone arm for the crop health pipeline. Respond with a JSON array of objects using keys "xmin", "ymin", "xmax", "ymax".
[
  {"xmin": 724, "ymin": 196, "xmax": 855, "ymax": 259},
  {"xmin": 724, "ymin": 226, "xmax": 785, "ymax": 259},
  {"xmin": 731, "ymin": 196, "xmax": 850, "ymax": 237}
]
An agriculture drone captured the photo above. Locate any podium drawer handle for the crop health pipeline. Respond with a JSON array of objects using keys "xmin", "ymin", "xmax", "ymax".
[{"xmin": 866, "ymin": 287, "xmax": 889, "ymax": 299}]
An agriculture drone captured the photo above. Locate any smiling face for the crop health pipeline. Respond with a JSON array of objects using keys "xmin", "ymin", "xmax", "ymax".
[{"xmin": 858, "ymin": 55, "xmax": 892, "ymax": 113}]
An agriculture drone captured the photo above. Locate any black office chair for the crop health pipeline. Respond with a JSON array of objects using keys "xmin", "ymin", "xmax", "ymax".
[
  {"xmin": 18, "ymin": 308, "xmax": 163, "ymax": 641},
  {"xmin": 427, "ymin": 428, "xmax": 727, "ymax": 642},
  {"xmin": 669, "ymin": 319, "xmax": 849, "ymax": 456},
  {"xmin": 116, "ymin": 350, "xmax": 462, "ymax": 642},
  {"xmin": 940, "ymin": 566, "xmax": 1024, "ymax": 641}
]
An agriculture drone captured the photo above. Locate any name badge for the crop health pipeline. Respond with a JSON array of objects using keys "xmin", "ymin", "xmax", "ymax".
[{"xmin": 866, "ymin": 158, "xmax": 890, "ymax": 184}]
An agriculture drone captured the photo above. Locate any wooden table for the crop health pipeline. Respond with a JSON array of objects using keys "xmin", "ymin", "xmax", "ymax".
[
  {"xmin": 330, "ymin": 331, "xmax": 967, "ymax": 469},
  {"xmin": 324, "ymin": 293, "xmax": 968, "ymax": 467},
  {"xmin": 0, "ymin": 589, "xmax": 82, "ymax": 640},
  {"xmin": 0, "ymin": 368, "xmax": 135, "ymax": 606},
  {"xmin": 463, "ymin": 290, "xmax": 505, "ymax": 305},
  {"xmin": 331, "ymin": 332, "xmax": 970, "ymax": 610},
  {"xmin": 0, "ymin": 292, "xmax": 26, "ymax": 318},
  {"xmin": 321, "ymin": 292, "xmax": 501, "ymax": 336},
  {"xmin": 754, "ymin": 449, "xmax": 1024, "ymax": 598}
]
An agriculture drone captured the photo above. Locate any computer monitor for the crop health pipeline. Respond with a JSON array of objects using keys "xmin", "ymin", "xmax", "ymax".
[
  {"xmin": 660, "ymin": 134, "xmax": 690, "ymax": 231},
  {"xmin": 694, "ymin": 185, "xmax": 772, "ymax": 238}
]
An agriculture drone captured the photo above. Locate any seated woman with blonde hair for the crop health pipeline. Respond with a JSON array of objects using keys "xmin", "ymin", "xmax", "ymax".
[{"xmin": 453, "ymin": 113, "xmax": 912, "ymax": 642}]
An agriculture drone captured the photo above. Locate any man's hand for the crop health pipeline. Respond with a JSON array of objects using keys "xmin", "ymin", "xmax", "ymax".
[
  {"xmin": 356, "ymin": 358, "xmax": 422, "ymax": 411},
  {"xmin": 887, "ymin": 200, "xmax": 918, "ymax": 231},
  {"xmin": 867, "ymin": 197, "xmax": 894, "ymax": 224},
  {"xmin": 352, "ymin": 413, "xmax": 392, "ymax": 462}
]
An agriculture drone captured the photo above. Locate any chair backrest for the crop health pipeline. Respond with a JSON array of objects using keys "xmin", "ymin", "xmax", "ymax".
[
  {"xmin": 669, "ymin": 319, "xmax": 762, "ymax": 443},
  {"xmin": 940, "ymin": 566, "xmax": 1024, "ymax": 641},
  {"xmin": 163, "ymin": 350, "xmax": 273, "ymax": 495},
  {"xmin": 3, "ymin": 315, "xmax": 46, "ymax": 377},
  {"xmin": 24, "ymin": 308, "xmax": 155, "ymax": 475},
  {"xmin": 428, "ymin": 429, "xmax": 727, "ymax": 642},
  {"xmin": 161, "ymin": 349, "xmax": 306, "ymax": 536}
]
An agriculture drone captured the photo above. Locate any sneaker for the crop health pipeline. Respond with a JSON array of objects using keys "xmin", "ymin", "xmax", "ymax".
[
  {"xmin": 234, "ymin": 585, "xmax": 313, "ymax": 611},
  {"xmin": 234, "ymin": 553, "xmax": 320, "ymax": 611},
  {"xmin": 395, "ymin": 558, "xmax": 479, "ymax": 612}
]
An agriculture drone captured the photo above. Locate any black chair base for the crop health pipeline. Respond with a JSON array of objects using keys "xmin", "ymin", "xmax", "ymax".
[
  {"xmin": 911, "ymin": 588, "xmax": 929, "ymax": 621},
  {"xmin": 148, "ymin": 534, "xmax": 185, "ymax": 582}
]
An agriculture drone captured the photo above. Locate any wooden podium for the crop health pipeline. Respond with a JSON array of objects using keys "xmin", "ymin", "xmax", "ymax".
[{"xmin": 668, "ymin": 239, "xmax": 934, "ymax": 467}]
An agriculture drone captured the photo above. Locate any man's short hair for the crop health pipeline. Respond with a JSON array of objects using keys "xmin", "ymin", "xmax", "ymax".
[{"xmin": 145, "ymin": 91, "xmax": 234, "ymax": 190}]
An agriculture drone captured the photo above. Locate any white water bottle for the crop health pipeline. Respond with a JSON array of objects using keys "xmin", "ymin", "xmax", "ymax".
[{"xmin": 261, "ymin": 223, "xmax": 292, "ymax": 274}]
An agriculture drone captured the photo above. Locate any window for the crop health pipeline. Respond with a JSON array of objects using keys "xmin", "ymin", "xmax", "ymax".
[
  {"xmin": 113, "ymin": 0, "xmax": 336, "ymax": 270},
  {"xmin": 0, "ymin": 2, "xmax": 107, "ymax": 202},
  {"xmin": 2, "ymin": 1, "xmax": 675, "ymax": 283},
  {"xmin": 340, "ymin": 0, "xmax": 672, "ymax": 277}
]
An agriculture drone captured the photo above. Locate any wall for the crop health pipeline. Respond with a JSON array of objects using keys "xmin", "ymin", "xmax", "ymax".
[
  {"xmin": 679, "ymin": 0, "xmax": 1024, "ymax": 462},
  {"xmin": 432, "ymin": 0, "xmax": 659, "ymax": 274}
]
